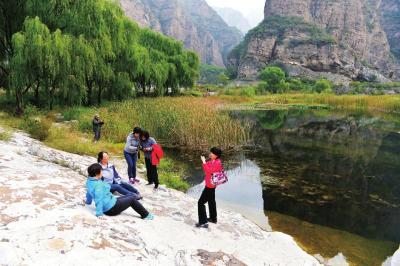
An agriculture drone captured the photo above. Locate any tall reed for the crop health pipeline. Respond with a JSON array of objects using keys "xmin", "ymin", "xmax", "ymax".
[{"xmin": 64, "ymin": 97, "xmax": 250, "ymax": 150}]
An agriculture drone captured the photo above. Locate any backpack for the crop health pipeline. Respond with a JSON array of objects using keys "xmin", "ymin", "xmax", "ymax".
[{"xmin": 211, "ymin": 169, "xmax": 228, "ymax": 186}]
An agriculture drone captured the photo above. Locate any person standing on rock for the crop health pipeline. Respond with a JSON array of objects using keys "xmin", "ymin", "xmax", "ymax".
[
  {"xmin": 85, "ymin": 163, "xmax": 154, "ymax": 220},
  {"xmin": 196, "ymin": 147, "xmax": 223, "ymax": 228},
  {"xmin": 92, "ymin": 114, "xmax": 104, "ymax": 143},
  {"xmin": 124, "ymin": 127, "xmax": 142, "ymax": 184},
  {"xmin": 140, "ymin": 130, "xmax": 159, "ymax": 189},
  {"xmin": 97, "ymin": 151, "xmax": 142, "ymax": 200}
]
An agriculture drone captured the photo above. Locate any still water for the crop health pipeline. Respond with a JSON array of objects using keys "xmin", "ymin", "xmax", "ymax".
[{"xmin": 167, "ymin": 109, "xmax": 400, "ymax": 265}]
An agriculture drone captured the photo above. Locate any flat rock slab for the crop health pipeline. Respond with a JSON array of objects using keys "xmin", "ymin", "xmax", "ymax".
[{"xmin": 0, "ymin": 129, "xmax": 321, "ymax": 265}]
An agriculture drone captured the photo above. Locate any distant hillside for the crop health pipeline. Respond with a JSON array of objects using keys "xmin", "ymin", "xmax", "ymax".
[
  {"xmin": 213, "ymin": 7, "xmax": 252, "ymax": 34},
  {"xmin": 120, "ymin": 0, "xmax": 242, "ymax": 67}
]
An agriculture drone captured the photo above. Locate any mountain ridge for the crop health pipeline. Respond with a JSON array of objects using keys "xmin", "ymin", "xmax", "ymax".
[
  {"xmin": 120, "ymin": 0, "xmax": 242, "ymax": 67},
  {"xmin": 228, "ymin": 0, "xmax": 400, "ymax": 82}
]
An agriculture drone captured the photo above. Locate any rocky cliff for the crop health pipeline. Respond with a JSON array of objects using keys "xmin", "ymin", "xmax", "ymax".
[
  {"xmin": 120, "ymin": 0, "xmax": 242, "ymax": 67},
  {"xmin": 228, "ymin": 0, "xmax": 400, "ymax": 82},
  {"xmin": 380, "ymin": 0, "xmax": 400, "ymax": 63}
]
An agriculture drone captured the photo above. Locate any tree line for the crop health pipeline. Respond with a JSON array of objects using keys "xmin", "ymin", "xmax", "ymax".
[{"xmin": 0, "ymin": 0, "xmax": 200, "ymax": 114}]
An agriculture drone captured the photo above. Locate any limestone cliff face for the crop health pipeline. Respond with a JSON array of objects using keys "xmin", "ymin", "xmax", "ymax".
[
  {"xmin": 120, "ymin": 0, "xmax": 242, "ymax": 67},
  {"xmin": 228, "ymin": 0, "xmax": 399, "ymax": 82},
  {"xmin": 381, "ymin": 0, "xmax": 400, "ymax": 63}
]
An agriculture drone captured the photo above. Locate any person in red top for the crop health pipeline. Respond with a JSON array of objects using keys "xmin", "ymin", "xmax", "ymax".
[{"xmin": 196, "ymin": 147, "xmax": 223, "ymax": 228}]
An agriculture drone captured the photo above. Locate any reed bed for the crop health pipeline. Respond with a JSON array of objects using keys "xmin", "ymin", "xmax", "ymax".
[
  {"xmin": 254, "ymin": 94, "xmax": 400, "ymax": 114},
  {"xmin": 64, "ymin": 97, "xmax": 251, "ymax": 150}
]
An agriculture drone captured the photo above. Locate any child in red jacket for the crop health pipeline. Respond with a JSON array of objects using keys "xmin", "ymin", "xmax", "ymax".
[{"xmin": 196, "ymin": 147, "xmax": 223, "ymax": 228}]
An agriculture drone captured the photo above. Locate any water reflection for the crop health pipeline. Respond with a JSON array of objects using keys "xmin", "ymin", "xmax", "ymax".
[{"xmin": 170, "ymin": 109, "xmax": 400, "ymax": 265}]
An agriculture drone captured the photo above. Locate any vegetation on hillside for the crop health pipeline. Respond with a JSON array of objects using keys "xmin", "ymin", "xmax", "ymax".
[
  {"xmin": 0, "ymin": 0, "xmax": 200, "ymax": 114},
  {"xmin": 199, "ymin": 64, "xmax": 229, "ymax": 85},
  {"xmin": 229, "ymin": 16, "xmax": 336, "ymax": 73}
]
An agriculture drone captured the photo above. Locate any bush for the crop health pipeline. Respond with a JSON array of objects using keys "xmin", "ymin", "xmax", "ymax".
[
  {"xmin": 314, "ymin": 79, "xmax": 332, "ymax": 93},
  {"xmin": 22, "ymin": 117, "xmax": 51, "ymax": 141},
  {"xmin": 181, "ymin": 90, "xmax": 203, "ymax": 97},
  {"xmin": 257, "ymin": 81, "xmax": 269, "ymax": 94},
  {"xmin": 240, "ymin": 87, "xmax": 256, "ymax": 97},
  {"xmin": 260, "ymin": 67, "xmax": 286, "ymax": 93}
]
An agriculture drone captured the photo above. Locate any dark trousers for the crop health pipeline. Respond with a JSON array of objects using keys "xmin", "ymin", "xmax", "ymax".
[
  {"xmin": 104, "ymin": 195, "xmax": 149, "ymax": 218},
  {"xmin": 124, "ymin": 151, "xmax": 138, "ymax": 179},
  {"xmin": 93, "ymin": 130, "xmax": 101, "ymax": 141},
  {"xmin": 110, "ymin": 181, "xmax": 140, "ymax": 198},
  {"xmin": 198, "ymin": 187, "xmax": 217, "ymax": 224},
  {"xmin": 145, "ymin": 158, "xmax": 159, "ymax": 187}
]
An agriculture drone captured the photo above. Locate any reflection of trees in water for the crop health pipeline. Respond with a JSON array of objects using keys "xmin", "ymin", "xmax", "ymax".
[{"xmin": 242, "ymin": 110, "xmax": 400, "ymax": 241}]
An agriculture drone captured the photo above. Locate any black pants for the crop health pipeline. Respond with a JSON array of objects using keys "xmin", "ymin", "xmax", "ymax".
[
  {"xmin": 198, "ymin": 187, "xmax": 217, "ymax": 224},
  {"xmin": 93, "ymin": 130, "xmax": 101, "ymax": 141},
  {"xmin": 145, "ymin": 158, "xmax": 159, "ymax": 187},
  {"xmin": 104, "ymin": 195, "xmax": 149, "ymax": 218}
]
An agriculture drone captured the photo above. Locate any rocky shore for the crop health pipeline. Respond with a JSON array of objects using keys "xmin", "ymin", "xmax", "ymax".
[{"xmin": 0, "ymin": 128, "xmax": 328, "ymax": 265}]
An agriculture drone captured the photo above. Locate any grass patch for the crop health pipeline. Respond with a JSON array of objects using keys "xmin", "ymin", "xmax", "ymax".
[
  {"xmin": 0, "ymin": 130, "xmax": 11, "ymax": 141},
  {"xmin": 221, "ymin": 93, "xmax": 400, "ymax": 114}
]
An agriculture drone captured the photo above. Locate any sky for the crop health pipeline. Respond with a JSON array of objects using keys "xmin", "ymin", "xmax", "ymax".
[
  {"xmin": 205, "ymin": 0, "xmax": 265, "ymax": 27},
  {"xmin": 205, "ymin": 0, "xmax": 265, "ymax": 17}
]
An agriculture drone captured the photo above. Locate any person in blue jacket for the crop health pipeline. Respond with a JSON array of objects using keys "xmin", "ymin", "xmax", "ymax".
[
  {"xmin": 97, "ymin": 151, "xmax": 142, "ymax": 200},
  {"xmin": 85, "ymin": 163, "xmax": 154, "ymax": 220}
]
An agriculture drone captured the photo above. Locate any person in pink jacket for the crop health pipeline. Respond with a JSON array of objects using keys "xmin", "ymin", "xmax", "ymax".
[{"xmin": 196, "ymin": 147, "xmax": 223, "ymax": 228}]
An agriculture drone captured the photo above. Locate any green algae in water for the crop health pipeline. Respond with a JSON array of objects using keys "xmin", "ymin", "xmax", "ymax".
[{"xmin": 267, "ymin": 211, "xmax": 398, "ymax": 266}]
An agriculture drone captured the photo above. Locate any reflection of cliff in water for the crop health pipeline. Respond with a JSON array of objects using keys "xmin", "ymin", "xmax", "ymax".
[{"xmin": 238, "ymin": 110, "xmax": 400, "ymax": 242}]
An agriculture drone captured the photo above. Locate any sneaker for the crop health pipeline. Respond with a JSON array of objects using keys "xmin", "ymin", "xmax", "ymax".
[
  {"xmin": 207, "ymin": 218, "xmax": 217, "ymax": 224},
  {"xmin": 195, "ymin": 223, "xmax": 209, "ymax": 228},
  {"xmin": 129, "ymin": 178, "xmax": 135, "ymax": 184},
  {"xmin": 146, "ymin": 182, "xmax": 154, "ymax": 186},
  {"xmin": 134, "ymin": 178, "xmax": 140, "ymax": 183},
  {"xmin": 144, "ymin": 213, "xmax": 154, "ymax": 220}
]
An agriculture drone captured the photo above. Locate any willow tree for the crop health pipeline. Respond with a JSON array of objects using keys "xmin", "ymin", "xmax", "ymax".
[
  {"xmin": 0, "ymin": 0, "xmax": 27, "ymax": 87},
  {"xmin": 7, "ymin": 0, "xmax": 200, "ymax": 112},
  {"xmin": 10, "ymin": 17, "xmax": 50, "ymax": 114}
]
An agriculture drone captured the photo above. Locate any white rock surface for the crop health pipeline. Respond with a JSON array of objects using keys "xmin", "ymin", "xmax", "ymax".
[
  {"xmin": 0, "ymin": 129, "xmax": 321, "ymax": 265},
  {"xmin": 383, "ymin": 247, "xmax": 400, "ymax": 266}
]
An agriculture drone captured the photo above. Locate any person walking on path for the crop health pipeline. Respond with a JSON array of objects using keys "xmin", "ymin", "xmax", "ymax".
[
  {"xmin": 196, "ymin": 147, "xmax": 223, "ymax": 228},
  {"xmin": 85, "ymin": 163, "xmax": 154, "ymax": 220},
  {"xmin": 92, "ymin": 114, "xmax": 104, "ymax": 143},
  {"xmin": 124, "ymin": 127, "xmax": 141, "ymax": 184},
  {"xmin": 140, "ymin": 130, "xmax": 159, "ymax": 189},
  {"xmin": 97, "ymin": 151, "xmax": 142, "ymax": 200}
]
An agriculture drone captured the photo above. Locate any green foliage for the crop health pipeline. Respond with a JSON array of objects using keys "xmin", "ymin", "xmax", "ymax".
[
  {"xmin": 5, "ymin": 0, "xmax": 200, "ymax": 113},
  {"xmin": 199, "ymin": 64, "xmax": 226, "ymax": 85},
  {"xmin": 62, "ymin": 97, "xmax": 250, "ymax": 149},
  {"xmin": 314, "ymin": 79, "xmax": 332, "ymax": 93},
  {"xmin": 259, "ymin": 67, "xmax": 287, "ymax": 93},
  {"xmin": 347, "ymin": 81, "xmax": 400, "ymax": 95},
  {"xmin": 181, "ymin": 90, "xmax": 203, "ymax": 97},
  {"xmin": 240, "ymin": 87, "xmax": 256, "ymax": 97},
  {"xmin": 217, "ymin": 73, "xmax": 230, "ymax": 86},
  {"xmin": 158, "ymin": 158, "xmax": 190, "ymax": 191},
  {"xmin": 260, "ymin": 67, "xmax": 285, "ymax": 85},
  {"xmin": 20, "ymin": 106, "xmax": 51, "ymax": 141}
]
